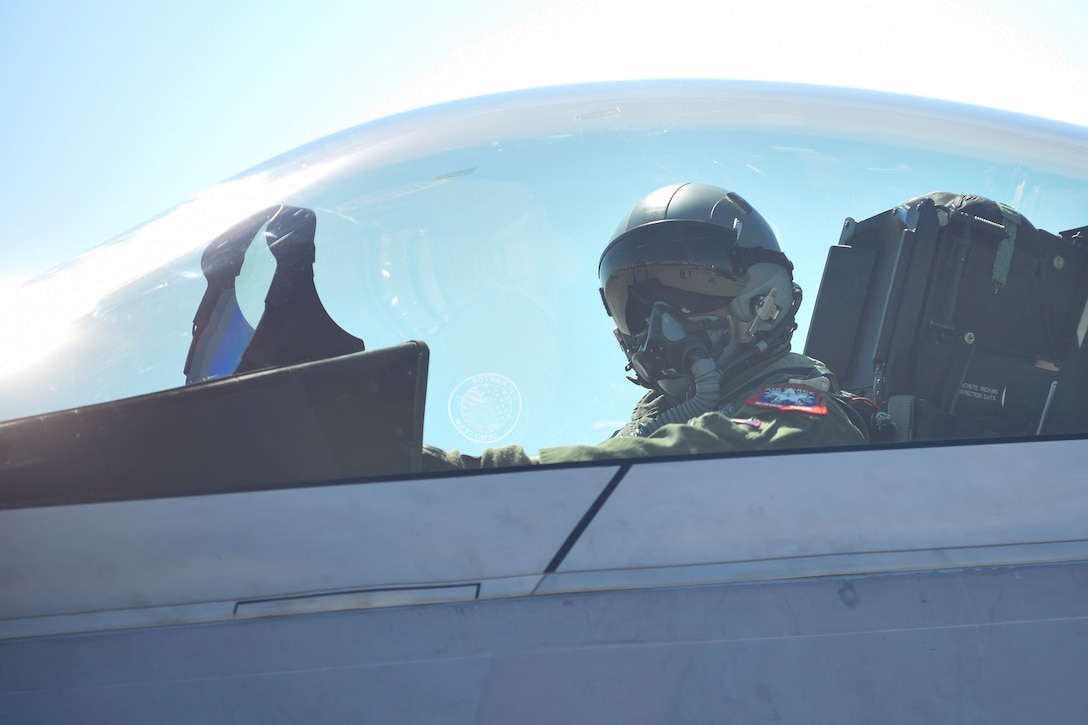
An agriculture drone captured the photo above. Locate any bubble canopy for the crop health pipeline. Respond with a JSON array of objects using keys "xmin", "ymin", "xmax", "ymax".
[{"xmin": 2, "ymin": 80, "xmax": 1087, "ymax": 456}]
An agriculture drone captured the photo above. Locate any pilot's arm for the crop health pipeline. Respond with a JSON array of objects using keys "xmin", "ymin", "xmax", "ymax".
[{"xmin": 422, "ymin": 392, "xmax": 865, "ymax": 471}]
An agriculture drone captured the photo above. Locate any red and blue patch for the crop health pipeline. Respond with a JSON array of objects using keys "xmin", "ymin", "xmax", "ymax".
[{"xmin": 746, "ymin": 385, "xmax": 828, "ymax": 415}]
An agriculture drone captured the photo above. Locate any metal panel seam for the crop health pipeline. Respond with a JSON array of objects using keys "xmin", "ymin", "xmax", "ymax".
[{"xmin": 542, "ymin": 464, "xmax": 631, "ymax": 575}]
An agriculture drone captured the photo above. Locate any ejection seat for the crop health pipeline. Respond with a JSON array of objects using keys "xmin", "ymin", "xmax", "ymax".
[{"xmin": 804, "ymin": 192, "xmax": 1088, "ymax": 443}]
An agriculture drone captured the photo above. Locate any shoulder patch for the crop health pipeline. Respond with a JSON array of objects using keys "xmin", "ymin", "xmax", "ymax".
[{"xmin": 747, "ymin": 385, "xmax": 828, "ymax": 415}]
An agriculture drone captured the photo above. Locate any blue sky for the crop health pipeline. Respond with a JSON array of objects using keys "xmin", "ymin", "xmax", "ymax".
[{"xmin": 2, "ymin": 0, "xmax": 1086, "ymax": 285}]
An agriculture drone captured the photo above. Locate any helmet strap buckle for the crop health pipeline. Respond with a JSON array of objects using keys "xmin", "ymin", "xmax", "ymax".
[{"xmin": 735, "ymin": 287, "xmax": 782, "ymax": 343}]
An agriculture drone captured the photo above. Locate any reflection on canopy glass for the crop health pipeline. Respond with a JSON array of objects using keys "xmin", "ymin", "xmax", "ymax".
[{"xmin": 1, "ymin": 81, "xmax": 1086, "ymax": 481}]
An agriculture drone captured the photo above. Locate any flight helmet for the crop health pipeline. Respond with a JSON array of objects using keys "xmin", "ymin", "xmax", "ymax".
[{"xmin": 598, "ymin": 182, "xmax": 799, "ymax": 393}]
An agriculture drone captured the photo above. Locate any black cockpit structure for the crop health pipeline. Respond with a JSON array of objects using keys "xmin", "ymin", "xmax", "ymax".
[{"xmin": 806, "ymin": 192, "xmax": 1088, "ymax": 441}]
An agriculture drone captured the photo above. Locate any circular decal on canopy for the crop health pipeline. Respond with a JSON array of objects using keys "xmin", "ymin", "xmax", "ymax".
[{"xmin": 448, "ymin": 373, "xmax": 522, "ymax": 444}]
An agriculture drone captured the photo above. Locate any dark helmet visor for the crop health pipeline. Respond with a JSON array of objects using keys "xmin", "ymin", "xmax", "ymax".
[{"xmin": 599, "ymin": 220, "xmax": 749, "ymax": 337}]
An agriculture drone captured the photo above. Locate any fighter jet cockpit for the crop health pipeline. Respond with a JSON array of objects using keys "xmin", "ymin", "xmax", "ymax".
[{"xmin": 1, "ymin": 81, "xmax": 1086, "ymax": 504}]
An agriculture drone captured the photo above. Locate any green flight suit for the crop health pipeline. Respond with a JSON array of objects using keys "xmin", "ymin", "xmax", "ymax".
[{"xmin": 423, "ymin": 351, "xmax": 867, "ymax": 471}]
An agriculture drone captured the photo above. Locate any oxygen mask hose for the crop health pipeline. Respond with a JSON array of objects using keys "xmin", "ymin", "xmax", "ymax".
[{"xmin": 638, "ymin": 354, "xmax": 721, "ymax": 437}]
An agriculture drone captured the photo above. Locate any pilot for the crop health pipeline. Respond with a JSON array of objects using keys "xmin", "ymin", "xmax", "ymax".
[{"xmin": 424, "ymin": 182, "xmax": 869, "ymax": 469}]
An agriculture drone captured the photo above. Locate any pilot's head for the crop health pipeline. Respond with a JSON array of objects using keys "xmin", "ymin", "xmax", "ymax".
[{"xmin": 598, "ymin": 182, "xmax": 800, "ymax": 397}]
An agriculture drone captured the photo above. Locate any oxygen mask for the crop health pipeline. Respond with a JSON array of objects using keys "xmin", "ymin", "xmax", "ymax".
[{"xmin": 628, "ymin": 301, "xmax": 731, "ymax": 396}]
